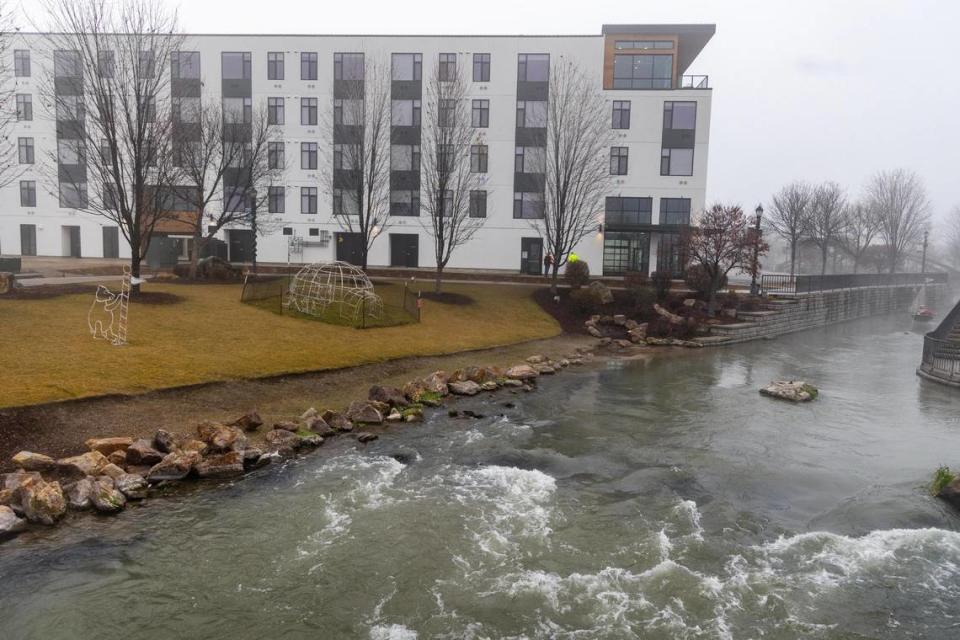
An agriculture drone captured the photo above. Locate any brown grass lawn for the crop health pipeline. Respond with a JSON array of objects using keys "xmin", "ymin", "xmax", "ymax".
[{"xmin": 0, "ymin": 280, "xmax": 560, "ymax": 408}]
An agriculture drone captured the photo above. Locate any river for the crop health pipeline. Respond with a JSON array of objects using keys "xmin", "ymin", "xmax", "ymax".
[{"xmin": 1, "ymin": 315, "xmax": 959, "ymax": 639}]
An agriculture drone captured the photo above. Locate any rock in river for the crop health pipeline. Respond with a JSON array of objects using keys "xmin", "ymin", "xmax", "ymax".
[
  {"xmin": 85, "ymin": 437, "xmax": 133, "ymax": 456},
  {"xmin": 57, "ymin": 451, "xmax": 110, "ymax": 478},
  {"xmin": 11, "ymin": 451, "xmax": 57, "ymax": 472},
  {"xmin": 449, "ymin": 380, "xmax": 481, "ymax": 396},
  {"xmin": 0, "ymin": 505, "xmax": 27, "ymax": 538},
  {"xmin": 90, "ymin": 477, "xmax": 126, "ymax": 513},
  {"xmin": 115, "ymin": 474, "xmax": 148, "ymax": 500},
  {"xmin": 759, "ymin": 380, "xmax": 819, "ymax": 402},
  {"xmin": 505, "ymin": 364, "xmax": 539, "ymax": 381},
  {"xmin": 147, "ymin": 451, "xmax": 202, "ymax": 483},
  {"xmin": 21, "ymin": 480, "xmax": 67, "ymax": 525},
  {"xmin": 197, "ymin": 422, "xmax": 247, "ymax": 453},
  {"xmin": 125, "ymin": 439, "xmax": 165, "ymax": 466},
  {"xmin": 195, "ymin": 451, "xmax": 245, "ymax": 479}
]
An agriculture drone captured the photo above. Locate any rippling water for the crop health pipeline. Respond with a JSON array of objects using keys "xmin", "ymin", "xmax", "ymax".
[{"xmin": 2, "ymin": 315, "xmax": 960, "ymax": 639}]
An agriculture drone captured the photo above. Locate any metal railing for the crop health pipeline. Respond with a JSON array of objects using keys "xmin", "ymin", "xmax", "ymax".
[
  {"xmin": 920, "ymin": 333, "xmax": 960, "ymax": 384},
  {"xmin": 679, "ymin": 75, "xmax": 710, "ymax": 89},
  {"xmin": 761, "ymin": 272, "xmax": 948, "ymax": 295}
]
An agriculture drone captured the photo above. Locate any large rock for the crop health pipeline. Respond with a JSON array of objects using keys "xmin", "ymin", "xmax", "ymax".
[
  {"xmin": 402, "ymin": 381, "xmax": 443, "ymax": 406},
  {"xmin": 125, "ymin": 439, "xmax": 164, "ymax": 466},
  {"xmin": 653, "ymin": 303, "xmax": 686, "ymax": 326},
  {"xmin": 65, "ymin": 477, "xmax": 96, "ymax": 509},
  {"xmin": 21, "ymin": 480, "xmax": 67, "ymax": 525},
  {"xmin": 85, "ymin": 437, "xmax": 133, "ymax": 456},
  {"xmin": 147, "ymin": 451, "xmax": 202, "ymax": 482},
  {"xmin": 12, "ymin": 451, "xmax": 57, "ymax": 472},
  {"xmin": 526, "ymin": 354, "xmax": 547, "ymax": 365},
  {"xmin": 368, "ymin": 385, "xmax": 408, "ymax": 408},
  {"xmin": 2, "ymin": 471, "xmax": 42, "ymax": 499},
  {"xmin": 264, "ymin": 429, "xmax": 300, "ymax": 449},
  {"xmin": 346, "ymin": 401, "xmax": 383, "ymax": 425},
  {"xmin": 115, "ymin": 474, "xmax": 148, "ymax": 499},
  {"xmin": 229, "ymin": 410, "xmax": 264, "ymax": 432},
  {"xmin": 449, "ymin": 380, "xmax": 481, "ymax": 396},
  {"xmin": 759, "ymin": 380, "xmax": 818, "ymax": 403},
  {"xmin": 505, "ymin": 364, "xmax": 539, "ymax": 381},
  {"xmin": 195, "ymin": 451, "xmax": 245, "ymax": 478},
  {"xmin": 422, "ymin": 371, "xmax": 450, "ymax": 396},
  {"xmin": 180, "ymin": 439, "xmax": 208, "ymax": 456},
  {"xmin": 153, "ymin": 429, "xmax": 178, "ymax": 454},
  {"xmin": 273, "ymin": 421, "xmax": 300, "ymax": 432},
  {"xmin": 588, "ymin": 281, "xmax": 614, "ymax": 305},
  {"xmin": 304, "ymin": 415, "xmax": 335, "ymax": 437},
  {"xmin": 100, "ymin": 463, "xmax": 126, "ymax": 480},
  {"xmin": 938, "ymin": 476, "xmax": 960, "ymax": 510},
  {"xmin": 90, "ymin": 477, "xmax": 126, "ymax": 513},
  {"xmin": 107, "ymin": 450, "xmax": 127, "ymax": 467},
  {"xmin": 0, "ymin": 272, "xmax": 14, "ymax": 296},
  {"xmin": 57, "ymin": 451, "xmax": 110, "ymax": 478},
  {"xmin": 321, "ymin": 410, "xmax": 353, "ymax": 432},
  {"xmin": 196, "ymin": 422, "xmax": 247, "ymax": 453},
  {"xmin": 0, "ymin": 505, "xmax": 26, "ymax": 538}
]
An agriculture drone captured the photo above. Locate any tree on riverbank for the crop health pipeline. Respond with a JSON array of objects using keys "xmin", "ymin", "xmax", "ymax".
[
  {"xmin": 767, "ymin": 182, "xmax": 812, "ymax": 278},
  {"xmin": 682, "ymin": 204, "xmax": 768, "ymax": 314},
  {"xmin": 865, "ymin": 169, "xmax": 931, "ymax": 273},
  {"xmin": 806, "ymin": 181, "xmax": 848, "ymax": 276},
  {"xmin": 38, "ymin": 0, "xmax": 184, "ymax": 296},
  {"xmin": 839, "ymin": 201, "xmax": 881, "ymax": 274}
]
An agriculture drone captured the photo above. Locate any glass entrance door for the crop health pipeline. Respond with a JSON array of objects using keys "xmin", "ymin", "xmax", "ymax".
[{"xmin": 520, "ymin": 237, "xmax": 543, "ymax": 275}]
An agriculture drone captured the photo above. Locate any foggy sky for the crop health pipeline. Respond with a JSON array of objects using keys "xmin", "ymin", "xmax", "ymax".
[{"xmin": 19, "ymin": 0, "xmax": 960, "ymax": 226}]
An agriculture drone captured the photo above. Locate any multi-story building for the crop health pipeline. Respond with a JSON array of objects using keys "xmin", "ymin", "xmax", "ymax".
[{"xmin": 0, "ymin": 23, "xmax": 714, "ymax": 276}]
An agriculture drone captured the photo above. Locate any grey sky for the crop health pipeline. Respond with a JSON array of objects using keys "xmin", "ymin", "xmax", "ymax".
[{"xmin": 20, "ymin": 0, "xmax": 960, "ymax": 224}]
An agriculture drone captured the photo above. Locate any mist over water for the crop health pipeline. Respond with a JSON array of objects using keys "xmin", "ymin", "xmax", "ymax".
[{"xmin": 2, "ymin": 314, "xmax": 960, "ymax": 639}]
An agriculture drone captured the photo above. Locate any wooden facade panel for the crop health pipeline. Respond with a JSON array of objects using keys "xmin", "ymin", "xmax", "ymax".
[{"xmin": 602, "ymin": 34, "xmax": 679, "ymax": 90}]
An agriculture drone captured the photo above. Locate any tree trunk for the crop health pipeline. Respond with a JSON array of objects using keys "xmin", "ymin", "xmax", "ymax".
[
  {"xmin": 820, "ymin": 246, "xmax": 828, "ymax": 276},
  {"xmin": 549, "ymin": 264, "xmax": 560, "ymax": 295},
  {"xmin": 852, "ymin": 256, "xmax": 859, "ymax": 274},
  {"xmin": 188, "ymin": 236, "xmax": 201, "ymax": 279},
  {"xmin": 130, "ymin": 252, "xmax": 142, "ymax": 297},
  {"xmin": 434, "ymin": 265, "xmax": 443, "ymax": 294},
  {"xmin": 789, "ymin": 239, "xmax": 797, "ymax": 278}
]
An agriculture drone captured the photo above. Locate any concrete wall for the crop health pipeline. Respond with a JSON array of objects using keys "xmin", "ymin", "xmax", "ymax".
[{"xmin": 708, "ymin": 285, "xmax": 947, "ymax": 344}]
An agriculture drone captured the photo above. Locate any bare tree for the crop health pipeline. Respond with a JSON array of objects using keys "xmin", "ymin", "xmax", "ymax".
[
  {"xmin": 175, "ymin": 102, "xmax": 280, "ymax": 278},
  {"xmin": 839, "ymin": 200, "xmax": 881, "ymax": 273},
  {"xmin": 806, "ymin": 181, "xmax": 848, "ymax": 275},
  {"xmin": 420, "ymin": 57, "xmax": 485, "ymax": 292},
  {"xmin": 320, "ymin": 58, "xmax": 391, "ymax": 270},
  {"xmin": 767, "ymin": 182, "xmax": 812, "ymax": 277},
  {"xmin": 865, "ymin": 169, "xmax": 931, "ymax": 273},
  {"xmin": 536, "ymin": 59, "xmax": 613, "ymax": 294},
  {"xmin": 38, "ymin": 0, "xmax": 184, "ymax": 294},
  {"xmin": 943, "ymin": 205, "xmax": 960, "ymax": 270},
  {"xmin": 0, "ymin": 2, "xmax": 22, "ymax": 189}
]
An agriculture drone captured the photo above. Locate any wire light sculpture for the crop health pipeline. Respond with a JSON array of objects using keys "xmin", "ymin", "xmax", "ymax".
[
  {"xmin": 88, "ymin": 265, "xmax": 131, "ymax": 346},
  {"xmin": 286, "ymin": 261, "xmax": 383, "ymax": 322}
]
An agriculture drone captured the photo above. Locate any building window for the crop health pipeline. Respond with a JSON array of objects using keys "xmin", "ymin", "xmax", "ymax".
[
  {"xmin": 612, "ymin": 100, "xmax": 631, "ymax": 129},
  {"xmin": 605, "ymin": 196, "xmax": 652, "ymax": 226},
  {"xmin": 660, "ymin": 148, "xmax": 694, "ymax": 176},
  {"xmin": 656, "ymin": 232, "xmax": 685, "ymax": 277},
  {"xmin": 267, "ymin": 97, "xmax": 284, "ymax": 125},
  {"xmin": 517, "ymin": 53, "xmax": 549, "ymax": 82},
  {"xmin": 438, "ymin": 53, "xmax": 457, "ymax": 81},
  {"xmin": 513, "ymin": 192, "xmax": 544, "ymax": 219},
  {"xmin": 222, "ymin": 52, "xmax": 252, "ymax": 80},
  {"xmin": 610, "ymin": 146, "xmax": 629, "ymax": 175},
  {"xmin": 469, "ymin": 190, "xmax": 487, "ymax": 218},
  {"xmin": 613, "ymin": 54, "xmax": 673, "ymax": 89},
  {"xmin": 663, "ymin": 101, "xmax": 697, "ymax": 130},
  {"xmin": 268, "ymin": 186, "xmax": 285, "ymax": 213},
  {"xmin": 334, "ymin": 189, "xmax": 359, "ymax": 215},
  {"xmin": 390, "ymin": 144, "xmax": 420, "ymax": 171},
  {"xmin": 392, "ymin": 53, "xmax": 422, "ymax": 81},
  {"xmin": 268, "ymin": 142, "xmax": 285, "ymax": 169},
  {"xmin": 18, "ymin": 137, "xmax": 34, "ymax": 164},
  {"xmin": 309, "ymin": 228, "xmax": 319, "ymax": 237},
  {"xmin": 471, "ymin": 99, "xmax": 489, "ymax": 128},
  {"xmin": 391, "ymin": 99, "xmax": 421, "ymax": 126},
  {"xmin": 615, "ymin": 40, "xmax": 673, "ymax": 50},
  {"xmin": 603, "ymin": 231, "xmax": 650, "ymax": 275},
  {"xmin": 301, "ymin": 187, "xmax": 318, "ymax": 214},
  {"xmin": 659, "ymin": 197, "xmax": 691, "ymax": 225},
  {"xmin": 98, "ymin": 50, "xmax": 115, "ymax": 78},
  {"xmin": 60, "ymin": 183, "xmax": 88, "ymax": 208},
  {"xmin": 268, "ymin": 52, "xmax": 284, "ymax": 80},
  {"xmin": 172, "ymin": 97, "xmax": 200, "ymax": 123},
  {"xmin": 54, "ymin": 50, "xmax": 81, "ymax": 78},
  {"xmin": 301, "ymin": 97, "xmax": 318, "ymax": 125},
  {"xmin": 223, "ymin": 187, "xmax": 245, "ymax": 213},
  {"xmin": 56, "ymin": 95, "xmax": 84, "ymax": 121},
  {"xmin": 438, "ymin": 99, "xmax": 455, "ymax": 128},
  {"xmin": 516, "ymin": 100, "xmax": 547, "ymax": 128},
  {"xmin": 282, "ymin": 227, "xmax": 293, "ymax": 236},
  {"xmin": 138, "ymin": 50, "xmax": 156, "ymax": 78},
  {"xmin": 14, "ymin": 50, "xmax": 30, "ymax": 77},
  {"xmin": 514, "ymin": 146, "xmax": 545, "ymax": 173},
  {"xmin": 301, "ymin": 52, "xmax": 318, "ymax": 80},
  {"xmin": 470, "ymin": 144, "xmax": 488, "ymax": 173},
  {"xmin": 20, "ymin": 180, "xmax": 36, "ymax": 207},
  {"xmin": 334, "ymin": 52, "xmax": 364, "ymax": 80},
  {"xmin": 171, "ymin": 51, "xmax": 200, "ymax": 79},
  {"xmin": 16, "ymin": 94, "xmax": 32, "ymax": 121},
  {"xmin": 222, "ymin": 97, "xmax": 252, "ymax": 124},
  {"xmin": 58, "ymin": 138, "xmax": 84, "ymax": 165},
  {"xmin": 301, "ymin": 142, "xmax": 317, "ymax": 170},
  {"xmin": 390, "ymin": 190, "xmax": 420, "ymax": 217},
  {"xmin": 473, "ymin": 53, "xmax": 490, "ymax": 82}
]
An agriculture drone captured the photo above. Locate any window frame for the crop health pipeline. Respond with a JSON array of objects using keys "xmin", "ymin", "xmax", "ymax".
[
  {"xmin": 300, "ymin": 142, "xmax": 318, "ymax": 170},
  {"xmin": 268, "ymin": 186, "xmax": 285, "ymax": 213},
  {"xmin": 19, "ymin": 180, "xmax": 36, "ymax": 207},
  {"xmin": 470, "ymin": 144, "xmax": 488, "ymax": 173},
  {"xmin": 16, "ymin": 94, "xmax": 32, "ymax": 121},
  {"xmin": 18, "ymin": 137, "xmax": 34, "ymax": 164},
  {"xmin": 267, "ymin": 52, "xmax": 285, "ymax": 80},
  {"xmin": 267, "ymin": 141, "xmax": 285, "ymax": 170},
  {"xmin": 221, "ymin": 51, "xmax": 252, "ymax": 80},
  {"xmin": 660, "ymin": 148, "xmax": 694, "ymax": 177},
  {"xmin": 469, "ymin": 189, "xmax": 487, "ymax": 218},
  {"xmin": 300, "ymin": 186, "xmax": 318, "ymax": 215},
  {"xmin": 267, "ymin": 97, "xmax": 285, "ymax": 125},
  {"xmin": 391, "ymin": 53, "xmax": 422, "ymax": 81},
  {"xmin": 612, "ymin": 53, "xmax": 673, "ymax": 89},
  {"xmin": 472, "ymin": 53, "xmax": 491, "ymax": 82},
  {"xmin": 471, "ymin": 99, "xmax": 489, "ymax": 128},
  {"xmin": 300, "ymin": 97, "xmax": 318, "ymax": 125},
  {"xmin": 612, "ymin": 100, "xmax": 631, "ymax": 129},
  {"xmin": 14, "ymin": 49, "xmax": 30, "ymax": 77},
  {"xmin": 301, "ymin": 51, "xmax": 318, "ymax": 81},
  {"xmin": 610, "ymin": 146, "xmax": 629, "ymax": 175}
]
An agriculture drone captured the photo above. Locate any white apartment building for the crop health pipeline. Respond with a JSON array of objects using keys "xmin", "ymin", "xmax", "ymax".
[{"xmin": 0, "ymin": 24, "xmax": 713, "ymax": 276}]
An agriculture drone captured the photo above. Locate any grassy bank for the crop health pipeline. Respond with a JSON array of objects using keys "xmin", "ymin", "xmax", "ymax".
[{"xmin": 0, "ymin": 281, "xmax": 560, "ymax": 408}]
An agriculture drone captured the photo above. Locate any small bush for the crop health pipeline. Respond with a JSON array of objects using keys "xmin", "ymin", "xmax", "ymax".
[
  {"xmin": 632, "ymin": 287, "xmax": 657, "ymax": 316},
  {"xmin": 564, "ymin": 260, "xmax": 591, "ymax": 289},
  {"xmin": 569, "ymin": 287, "xmax": 602, "ymax": 314},
  {"xmin": 931, "ymin": 466, "xmax": 956, "ymax": 495},
  {"xmin": 650, "ymin": 271, "xmax": 672, "ymax": 301},
  {"xmin": 623, "ymin": 271, "xmax": 648, "ymax": 292},
  {"xmin": 685, "ymin": 264, "xmax": 727, "ymax": 298}
]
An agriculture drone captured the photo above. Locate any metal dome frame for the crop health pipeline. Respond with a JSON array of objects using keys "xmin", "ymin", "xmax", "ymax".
[{"xmin": 285, "ymin": 261, "xmax": 383, "ymax": 322}]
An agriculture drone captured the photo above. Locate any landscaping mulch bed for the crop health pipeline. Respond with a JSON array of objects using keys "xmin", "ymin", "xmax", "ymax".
[
  {"xmin": 420, "ymin": 291, "xmax": 475, "ymax": 306},
  {"xmin": 1, "ymin": 286, "xmax": 182, "ymax": 305}
]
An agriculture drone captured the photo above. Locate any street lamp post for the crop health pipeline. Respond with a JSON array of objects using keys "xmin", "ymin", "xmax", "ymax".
[
  {"xmin": 921, "ymin": 229, "xmax": 929, "ymax": 275},
  {"xmin": 750, "ymin": 204, "xmax": 763, "ymax": 295}
]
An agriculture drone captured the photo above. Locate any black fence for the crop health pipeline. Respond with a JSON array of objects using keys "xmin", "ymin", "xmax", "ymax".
[
  {"xmin": 240, "ymin": 274, "xmax": 421, "ymax": 328},
  {"xmin": 761, "ymin": 272, "xmax": 948, "ymax": 295},
  {"xmin": 921, "ymin": 334, "xmax": 960, "ymax": 384}
]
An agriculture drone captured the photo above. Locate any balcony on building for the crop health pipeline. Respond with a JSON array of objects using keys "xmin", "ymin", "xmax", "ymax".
[{"xmin": 601, "ymin": 24, "xmax": 714, "ymax": 91}]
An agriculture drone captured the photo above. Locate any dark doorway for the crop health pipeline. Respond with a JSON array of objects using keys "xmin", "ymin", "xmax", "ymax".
[
  {"xmin": 63, "ymin": 225, "xmax": 81, "ymax": 258},
  {"xmin": 102, "ymin": 226, "xmax": 120, "ymax": 259},
  {"xmin": 336, "ymin": 232, "xmax": 365, "ymax": 266},
  {"xmin": 228, "ymin": 229, "xmax": 255, "ymax": 263},
  {"xmin": 520, "ymin": 237, "xmax": 543, "ymax": 275},
  {"xmin": 20, "ymin": 224, "xmax": 37, "ymax": 256},
  {"xmin": 390, "ymin": 234, "xmax": 419, "ymax": 267}
]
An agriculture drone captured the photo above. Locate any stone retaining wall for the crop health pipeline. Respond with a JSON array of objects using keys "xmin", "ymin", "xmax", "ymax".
[{"xmin": 708, "ymin": 284, "xmax": 947, "ymax": 345}]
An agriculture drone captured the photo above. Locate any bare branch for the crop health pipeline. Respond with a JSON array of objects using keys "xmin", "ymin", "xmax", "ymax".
[{"xmin": 865, "ymin": 168, "xmax": 931, "ymax": 273}]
